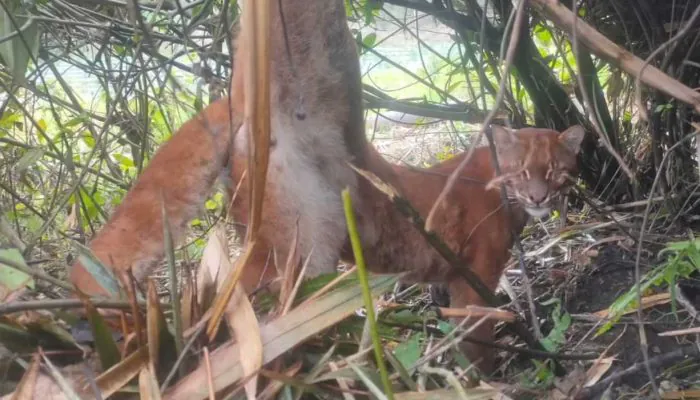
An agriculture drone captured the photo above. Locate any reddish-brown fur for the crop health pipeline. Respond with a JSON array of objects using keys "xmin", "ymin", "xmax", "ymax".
[
  {"xmin": 70, "ymin": 0, "xmax": 371, "ymax": 297},
  {"xmin": 69, "ymin": 98, "xmax": 240, "ymax": 296},
  {"xmin": 67, "ymin": 0, "xmax": 585, "ymax": 376}
]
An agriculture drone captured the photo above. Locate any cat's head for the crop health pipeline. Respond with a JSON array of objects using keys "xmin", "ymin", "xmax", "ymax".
[{"xmin": 487, "ymin": 125, "xmax": 585, "ymax": 218}]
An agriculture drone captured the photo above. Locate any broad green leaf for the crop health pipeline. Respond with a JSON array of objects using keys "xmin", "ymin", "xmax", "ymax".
[
  {"xmin": 0, "ymin": 248, "xmax": 35, "ymax": 299},
  {"xmin": 0, "ymin": 320, "xmax": 37, "ymax": 353},
  {"xmin": 114, "ymin": 153, "xmax": 135, "ymax": 169},
  {"xmin": 393, "ymin": 332, "xmax": 423, "ymax": 370},
  {"xmin": 84, "ymin": 298, "xmax": 121, "ymax": 370}
]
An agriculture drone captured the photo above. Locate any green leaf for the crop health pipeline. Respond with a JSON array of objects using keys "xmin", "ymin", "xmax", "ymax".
[
  {"xmin": 393, "ymin": 332, "xmax": 423, "ymax": 370},
  {"xmin": 0, "ymin": 2, "xmax": 41, "ymax": 85},
  {"xmin": 0, "ymin": 111, "xmax": 21, "ymax": 129},
  {"xmin": 113, "ymin": 153, "xmax": 135, "ymax": 169},
  {"xmin": 13, "ymin": 147, "xmax": 45, "ymax": 173},
  {"xmin": 86, "ymin": 300, "xmax": 121, "ymax": 371},
  {"xmin": 362, "ymin": 32, "xmax": 377, "ymax": 49},
  {"xmin": 0, "ymin": 248, "xmax": 35, "ymax": 298},
  {"xmin": 81, "ymin": 133, "xmax": 95, "ymax": 148},
  {"xmin": 446, "ymin": 81, "xmax": 462, "ymax": 94},
  {"xmin": 534, "ymin": 24, "xmax": 552, "ymax": 45},
  {"xmin": 64, "ymin": 114, "xmax": 91, "ymax": 128},
  {"xmin": 348, "ymin": 362, "xmax": 388, "ymax": 400},
  {"xmin": 73, "ymin": 242, "xmax": 121, "ymax": 298},
  {"xmin": 204, "ymin": 199, "xmax": 218, "ymax": 211}
]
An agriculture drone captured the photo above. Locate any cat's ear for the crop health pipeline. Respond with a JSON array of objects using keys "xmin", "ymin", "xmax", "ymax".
[
  {"xmin": 559, "ymin": 125, "xmax": 585, "ymax": 154},
  {"xmin": 490, "ymin": 125, "xmax": 517, "ymax": 158}
]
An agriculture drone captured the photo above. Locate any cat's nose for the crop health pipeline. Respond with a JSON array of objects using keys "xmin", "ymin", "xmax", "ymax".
[{"xmin": 528, "ymin": 192, "xmax": 548, "ymax": 205}]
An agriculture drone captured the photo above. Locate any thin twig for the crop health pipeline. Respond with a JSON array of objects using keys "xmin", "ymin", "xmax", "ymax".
[
  {"xmin": 425, "ymin": 0, "xmax": 527, "ymax": 231},
  {"xmin": 0, "ymin": 298, "xmax": 157, "ymax": 315}
]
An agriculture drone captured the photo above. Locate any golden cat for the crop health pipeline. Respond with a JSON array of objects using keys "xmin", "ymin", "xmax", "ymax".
[
  {"xmin": 67, "ymin": 0, "xmax": 585, "ymax": 376},
  {"xmin": 228, "ymin": 98, "xmax": 585, "ymax": 372},
  {"xmin": 71, "ymin": 96, "xmax": 584, "ymax": 374}
]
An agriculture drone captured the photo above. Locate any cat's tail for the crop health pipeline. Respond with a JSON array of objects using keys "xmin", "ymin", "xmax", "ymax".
[{"xmin": 70, "ymin": 97, "xmax": 242, "ymax": 297}]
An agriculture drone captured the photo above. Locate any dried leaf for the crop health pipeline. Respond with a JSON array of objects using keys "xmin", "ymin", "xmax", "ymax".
[
  {"xmin": 146, "ymin": 279, "xmax": 168, "ymax": 371},
  {"xmin": 584, "ymin": 356, "xmax": 615, "ymax": 387},
  {"xmin": 12, "ymin": 353, "xmax": 40, "ymax": 400},
  {"xmin": 257, "ymin": 361, "xmax": 302, "ymax": 400},
  {"xmin": 180, "ymin": 276, "xmax": 194, "ymax": 331},
  {"xmin": 202, "ymin": 347, "xmax": 216, "ymax": 400},
  {"xmin": 662, "ymin": 390, "xmax": 700, "ymax": 399},
  {"xmin": 161, "ymin": 202, "xmax": 184, "ymax": 359},
  {"xmin": 94, "ymin": 346, "xmax": 149, "ymax": 398},
  {"xmin": 208, "ymin": 226, "xmax": 262, "ymax": 400},
  {"xmin": 165, "ymin": 274, "xmax": 400, "ymax": 400},
  {"xmin": 394, "ymin": 389, "xmax": 495, "ymax": 400},
  {"xmin": 551, "ymin": 365, "xmax": 587, "ymax": 400},
  {"xmin": 138, "ymin": 364, "xmax": 162, "ymax": 400},
  {"xmin": 327, "ymin": 361, "xmax": 355, "ymax": 400},
  {"xmin": 278, "ymin": 224, "xmax": 300, "ymax": 314},
  {"xmin": 196, "ymin": 226, "xmax": 222, "ymax": 306},
  {"xmin": 39, "ymin": 350, "xmax": 82, "ymax": 400},
  {"xmin": 205, "ymin": 237, "xmax": 258, "ymax": 342}
]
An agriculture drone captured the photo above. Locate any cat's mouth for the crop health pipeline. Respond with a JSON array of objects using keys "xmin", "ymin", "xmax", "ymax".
[{"xmin": 524, "ymin": 206, "xmax": 551, "ymax": 219}]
